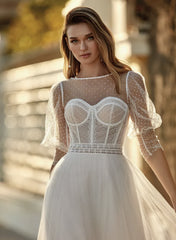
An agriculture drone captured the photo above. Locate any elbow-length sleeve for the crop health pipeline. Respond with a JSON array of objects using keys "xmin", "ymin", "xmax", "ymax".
[
  {"xmin": 41, "ymin": 82, "xmax": 69, "ymax": 153},
  {"xmin": 126, "ymin": 71, "xmax": 164, "ymax": 160}
]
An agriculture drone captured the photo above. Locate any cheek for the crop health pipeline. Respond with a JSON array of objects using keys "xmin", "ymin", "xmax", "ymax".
[
  {"xmin": 69, "ymin": 45, "xmax": 79, "ymax": 55},
  {"xmin": 91, "ymin": 42, "xmax": 99, "ymax": 54}
]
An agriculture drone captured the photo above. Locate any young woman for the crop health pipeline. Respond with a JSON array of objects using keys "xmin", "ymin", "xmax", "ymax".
[{"xmin": 37, "ymin": 7, "xmax": 176, "ymax": 240}]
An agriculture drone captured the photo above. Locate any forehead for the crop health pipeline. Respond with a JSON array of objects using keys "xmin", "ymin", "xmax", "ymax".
[{"xmin": 67, "ymin": 22, "xmax": 93, "ymax": 38}]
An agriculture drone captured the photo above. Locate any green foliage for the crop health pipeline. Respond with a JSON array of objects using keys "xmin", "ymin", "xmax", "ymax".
[{"xmin": 6, "ymin": 0, "xmax": 68, "ymax": 53}]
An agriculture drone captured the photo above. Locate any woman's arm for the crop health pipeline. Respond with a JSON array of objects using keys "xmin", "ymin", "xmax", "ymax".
[
  {"xmin": 50, "ymin": 148, "xmax": 66, "ymax": 174},
  {"xmin": 146, "ymin": 148, "xmax": 176, "ymax": 211}
]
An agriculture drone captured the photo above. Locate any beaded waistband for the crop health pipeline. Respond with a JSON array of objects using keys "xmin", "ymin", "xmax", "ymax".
[{"xmin": 68, "ymin": 143, "xmax": 123, "ymax": 154}]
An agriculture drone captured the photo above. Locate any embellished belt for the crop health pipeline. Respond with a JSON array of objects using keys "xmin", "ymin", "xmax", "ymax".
[{"xmin": 68, "ymin": 143, "xmax": 123, "ymax": 154}]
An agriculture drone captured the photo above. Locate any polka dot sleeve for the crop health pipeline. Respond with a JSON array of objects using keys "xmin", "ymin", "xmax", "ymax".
[
  {"xmin": 41, "ymin": 82, "xmax": 69, "ymax": 153},
  {"xmin": 126, "ymin": 71, "xmax": 163, "ymax": 160}
]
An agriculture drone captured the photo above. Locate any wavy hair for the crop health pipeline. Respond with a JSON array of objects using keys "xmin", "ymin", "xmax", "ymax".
[{"xmin": 61, "ymin": 7, "xmax": 132, "ymax": 93}]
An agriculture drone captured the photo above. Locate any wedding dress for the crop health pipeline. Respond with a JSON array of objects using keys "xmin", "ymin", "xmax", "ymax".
[{"xmin": 37, "ymin": 71, "xmax": 176, "ymax": 240}]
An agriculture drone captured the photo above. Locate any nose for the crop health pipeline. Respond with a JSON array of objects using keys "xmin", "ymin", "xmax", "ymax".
[{"xmin": 80, "ymin": 40, "xmax": 87, "ymax": 51}]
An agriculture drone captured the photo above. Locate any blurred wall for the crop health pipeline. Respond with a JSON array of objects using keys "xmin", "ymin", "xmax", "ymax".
[
  {"xmin": 0, "ymin": 58, "xmax": 65, "ymax": 195},
  {"xmin": 0, "ymin": 58, "xmax": 65, "ymax": 238}
]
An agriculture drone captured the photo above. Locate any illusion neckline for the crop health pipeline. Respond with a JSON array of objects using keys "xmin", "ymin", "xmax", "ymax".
[
  {"xmin": 64, "ymin": 96, "xmax": 129, "ymax": 111},
  {"xmin": 70, "ymin": 73, "xmax": 112, "ymax": 80}
]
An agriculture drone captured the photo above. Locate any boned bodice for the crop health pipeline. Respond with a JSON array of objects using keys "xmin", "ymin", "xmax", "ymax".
[{"xmin": 64, "ymin": 96, "xmax": 129, "ymax": 154}]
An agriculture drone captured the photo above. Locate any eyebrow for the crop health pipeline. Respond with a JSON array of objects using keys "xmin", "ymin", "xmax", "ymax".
[{"xmin": 69, "ymin": 32, "xmax": 93, "ymax": 39}]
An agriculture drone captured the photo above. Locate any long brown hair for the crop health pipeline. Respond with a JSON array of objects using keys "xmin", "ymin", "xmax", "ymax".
[{"xmin": 61, "ymin": 7, "xmax": 131, "ymax": 93}]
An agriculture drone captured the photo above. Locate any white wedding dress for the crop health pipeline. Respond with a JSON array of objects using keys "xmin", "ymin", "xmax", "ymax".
[{"xmin": 37, "ymin": 71, "xmax": 176, "ymax": 240}]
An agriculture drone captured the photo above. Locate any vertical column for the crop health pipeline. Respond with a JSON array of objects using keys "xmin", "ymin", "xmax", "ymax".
[
  {"xmin": 62, "ymin": 0, "xmax": 112, "ymax": 30},
  {"xmin": 112, "ymin": 0, "xmax": 132, "ymax": 59},
  {"xmin": 83, "ymin": 0, "xmax": 112, "ymax": 29},
  {"xmin": 112, "ymin": 0, "xmax": 128, "ymax": 40}
]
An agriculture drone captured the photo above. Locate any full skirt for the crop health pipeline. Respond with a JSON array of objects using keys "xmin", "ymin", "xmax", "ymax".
[{"xmin": 37, "ymin": 152, "xmax": 176, "ymax": 240}]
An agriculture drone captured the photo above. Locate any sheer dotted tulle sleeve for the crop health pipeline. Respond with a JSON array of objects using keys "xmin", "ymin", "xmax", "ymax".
[
  {"xmin": 126, "ymin": 71, "xmax": 164, "ymax": 160},
  {"xmin": 41, "ymin": 82, "xmax": 69, "ymax": 153}
]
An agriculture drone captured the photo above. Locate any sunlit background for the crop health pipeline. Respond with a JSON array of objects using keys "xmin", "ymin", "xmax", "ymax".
[{"xmin": 0, "ymin": 0, "xmax": 176, "ymax": 239}]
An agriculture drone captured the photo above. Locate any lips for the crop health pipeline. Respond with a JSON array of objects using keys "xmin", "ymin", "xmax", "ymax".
[{"xmin": 80, "ymin": 53, "xmax": 91, "ymax": 58}]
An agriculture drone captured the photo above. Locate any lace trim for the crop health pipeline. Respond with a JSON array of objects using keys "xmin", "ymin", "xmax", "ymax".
[
  {"xmin": 68, "ymin": 143, "xmax": 122, "ymax": 154},
  {"xmin": 70, "ymin": 73, "xmax": 112, "ymax": 80}
]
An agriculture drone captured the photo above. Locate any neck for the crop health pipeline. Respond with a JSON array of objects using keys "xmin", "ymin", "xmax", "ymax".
[{"xmin": 78, "ymin": 62, "xmax": 109, "ymax": 78}]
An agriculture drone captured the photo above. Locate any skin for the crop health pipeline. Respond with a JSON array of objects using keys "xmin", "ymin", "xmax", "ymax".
[
  {"xmin": 66, "ymin": 22, "xmax": 109, "ymax": 77},
  {"xmin": 146, "ymin": 149, "xmax": 176, "ymax": 211},
  {"xmin": 52, "ymin": 22, "xmax": 176, "ymax": 212}
]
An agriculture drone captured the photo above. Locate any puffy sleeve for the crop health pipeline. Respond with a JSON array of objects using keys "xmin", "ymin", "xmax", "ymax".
[
  {"xmin": 126, "ymin": 71, "xmax": 164, "ymax": 160},
  {"xmin": 41, "ymin": 82, "xmax": 69, "ymax": 153}
]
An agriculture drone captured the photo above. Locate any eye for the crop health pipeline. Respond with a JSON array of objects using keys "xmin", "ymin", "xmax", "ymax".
[
  {"xmin": 87, "ymin": 36, "xmax": 94, "ymax": 40},
  {"xmin": 70, "ymin": 39, "xmax": 78, "ymax": 44}
]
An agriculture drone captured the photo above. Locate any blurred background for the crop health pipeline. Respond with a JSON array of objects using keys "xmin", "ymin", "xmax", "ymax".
[{"xmin": 0, "ymin": 0, "xmax": 176, "ymax": 239}]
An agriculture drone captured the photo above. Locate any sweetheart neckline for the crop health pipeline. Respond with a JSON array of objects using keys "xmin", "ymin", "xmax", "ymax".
[
  {"xmin": 64, "ymin": 96, "xmax": 129, "ymax": 111},
  {"xmin": 64, "ymin": 96, "xmax": 129, "ymax": 127}
]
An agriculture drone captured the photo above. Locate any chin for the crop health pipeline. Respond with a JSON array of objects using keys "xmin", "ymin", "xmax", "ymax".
[{"xmin": 80, "ymin": 58, "xmax": 99, "ymax": 65}]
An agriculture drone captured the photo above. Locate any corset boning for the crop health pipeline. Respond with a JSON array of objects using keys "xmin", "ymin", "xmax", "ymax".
[{"xmin": 64, "ymin": 97, "xmax": 129, "ymax": 154}]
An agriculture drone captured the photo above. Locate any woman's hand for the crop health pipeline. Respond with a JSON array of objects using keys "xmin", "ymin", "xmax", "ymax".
[{"xmin": 146, "ymin": 149, "xmax": 176, "ymax": 213}]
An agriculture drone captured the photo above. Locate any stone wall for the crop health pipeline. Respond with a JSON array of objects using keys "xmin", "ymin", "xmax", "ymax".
[{"xmin": 0, "ymin": 58, "xmax": 65, "ymax": 196}]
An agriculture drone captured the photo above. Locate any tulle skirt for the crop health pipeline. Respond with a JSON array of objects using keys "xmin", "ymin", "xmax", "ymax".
[{"xmin": 37, "ymin": 152, "xmax": 176, "ymax": 240}]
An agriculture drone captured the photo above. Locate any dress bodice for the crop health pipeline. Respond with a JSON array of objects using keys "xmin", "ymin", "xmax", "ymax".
[
  {"xmin": 64, "ymin": 97, "xmax": 129, "ymax": 154},
  {"xmin": 41, "ymin": 71, "xmax": 163, "ymax": 160}
]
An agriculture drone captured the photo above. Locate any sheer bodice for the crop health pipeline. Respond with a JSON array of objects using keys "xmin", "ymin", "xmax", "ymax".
[
  {"xmin": 41, "ymin": 71, "xmax": 163, "ymax": 160},
  {"xmin": 65, "ymin": 96, "xmax": 129, "ymax": 154}
]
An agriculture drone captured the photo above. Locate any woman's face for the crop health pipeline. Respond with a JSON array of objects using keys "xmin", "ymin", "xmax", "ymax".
[{"xmin": 66, "ymin": 22, "xmax": 100, "ymax": 65}]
